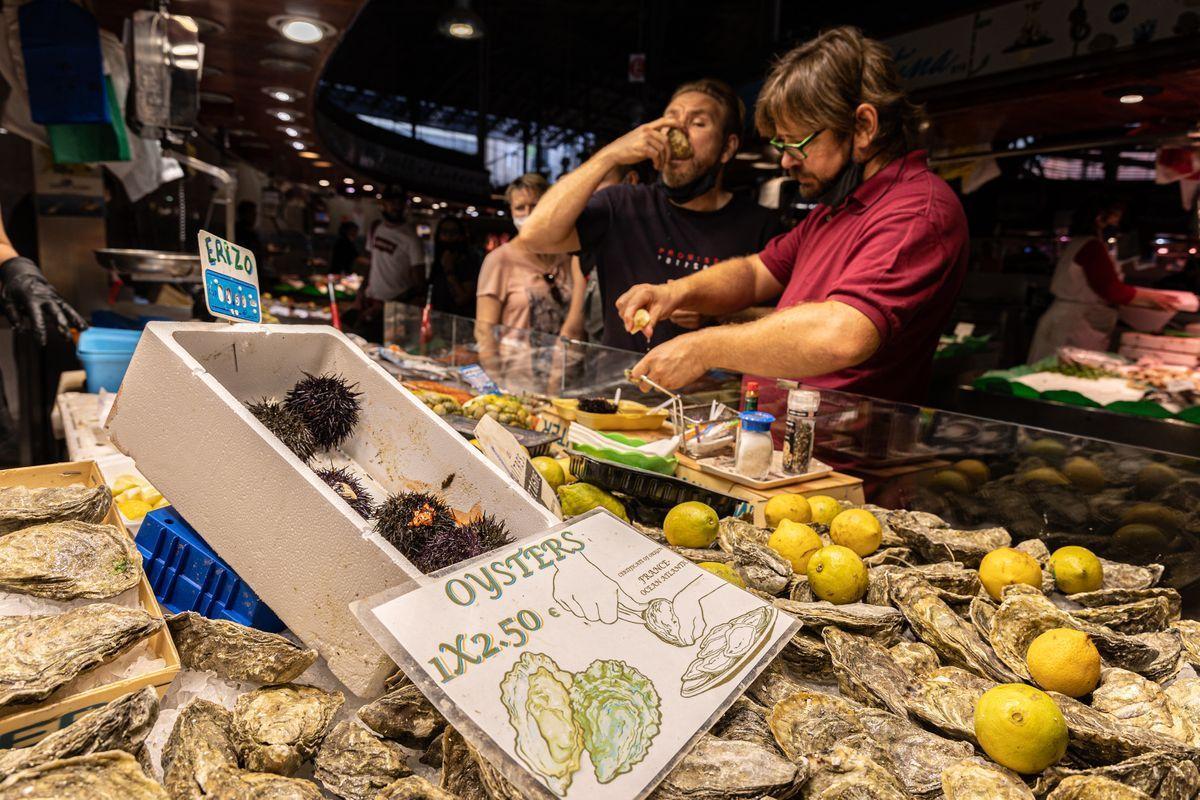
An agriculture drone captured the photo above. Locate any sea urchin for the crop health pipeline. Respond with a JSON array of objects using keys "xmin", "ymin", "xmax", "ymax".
[
  {"xmin": 577, "ymin": 396, "xmax": 618, "ymax": 414},
  {"xmin": 457, "ymin": 513, "xmax": 513, "ymax": 552},
  {"xmin": 247, "ymin": 398, "xmax": 318, "ymax": 462},
  {"xmin": 284, "ymin": 372, "xmax": 363, "ymax": 451},
  {"xmin": 314, "ymin": 465, "xmax": 375, "ymax": 518},
  {"xmin": 374, "ymin": 491, "xmax": 458, "ymax": 565}
]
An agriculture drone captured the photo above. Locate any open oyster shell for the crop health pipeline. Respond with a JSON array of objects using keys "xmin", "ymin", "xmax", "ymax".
[
  {"xmin": 773, "ymin": 599, "xmax": 904, "ymax": 644},
  {"xmin": 313, "ymin": 721, "xmax": 411, "ymax": 800},
  {"xmin": 231, "ymin": 684, "xmax": 344, "ymax": 776},
  {"xmin": 163, "ymin": 699, "xmax": 239, "ymax": 800},
  {"xmin": 358, "ymin": 682, "xmax": 445, "ymax": 748},
  {"xmin": 941, "ymin": 757, "xmax": 1034, "ymax": 800},
  {"xmin": 1046, "ymin": 774, "xmax": 1153, "ymax": 799},
  {"xmin": 0, "ymin": 484, "xmax": 112, "ymax": 535},
  {"xmin": 167, "ymin": 612, "xmax": 317, "ymax": 685},
  {"xmin": 648, "ymin": 734, "xmax": 800, "ymax": 800},
  {"xmin": 0, "ymin": 750, "xmax": 166, "ymax": 799},
  {"xmin": 0, "ymin": 521, "xmax": 140, "ymax": 600},
  {"xmin": 666, "ymin": 127, "xmax": 693, "ymax": 160},
  {"xmin": 822, "ymin": 627, "xmax": 914, "ymax": 718}
]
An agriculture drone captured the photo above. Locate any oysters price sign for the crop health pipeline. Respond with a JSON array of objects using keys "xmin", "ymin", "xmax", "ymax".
[
  {"xmin": 355, "ymin": 509, "xmax": 797, "ymax": 800},
  {"xmin": 197, "ymin": 229, "xmax": 260, "ymax": 324}
]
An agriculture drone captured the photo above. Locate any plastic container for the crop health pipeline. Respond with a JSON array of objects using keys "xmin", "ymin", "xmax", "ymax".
[
  {"xmin": 135, "ymin": 505, "xmax": 285, "ymax": 632},
  {"xmin": 735, "ymin": 411, "xmax": 775, "ymax": 480},
  {"xmin": 77, "ymin": 327, "xmax": 142, "ymax": 393},
  {"xmin": 782, "ymin": 389, "xmax": 820, "ymax": 474}
]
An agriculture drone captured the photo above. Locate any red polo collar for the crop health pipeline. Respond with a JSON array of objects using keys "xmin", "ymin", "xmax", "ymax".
[{"xmin": 842, "ymin": 149, "xmax": 929, "ymax": 215}]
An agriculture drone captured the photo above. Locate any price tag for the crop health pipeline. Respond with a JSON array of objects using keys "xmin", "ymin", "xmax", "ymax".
[
  {"xmin": 354, "ymin": 510, "xmax": 797, "ymax": 800},
  {"xmin": 198, "ymin": 229, "xmax": 260, "ymax": 324},
  {"xmin": 474, "ymin": 415, "xmax": 561, "ymax": 516}
]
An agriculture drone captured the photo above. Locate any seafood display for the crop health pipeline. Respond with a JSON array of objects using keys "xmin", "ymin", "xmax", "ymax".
[
  {"xmin": 0, "ymin": 484, "xmax": 112, "ymax": 535},
  {"xmin": 166, "ymin": 612, "xmax": 317, "ymax": 684},
  {"xmin": 0, "ymin": 520, "xmax": 140, "ymax": 599}
]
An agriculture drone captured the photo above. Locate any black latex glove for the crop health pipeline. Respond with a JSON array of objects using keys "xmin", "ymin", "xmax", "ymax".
[{"xmin": 0, "ymin": 257, "xmax": 88, "ymax": 346}]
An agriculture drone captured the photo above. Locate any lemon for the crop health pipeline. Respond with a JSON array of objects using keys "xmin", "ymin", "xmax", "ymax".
[
  {"xmin": 1136, "ymin": 462, "xmax": 1178, "ymax": 499},
  {"xmin": 974, "ymin": 684, "xmax": 1068, "ymax": 774},
  {"xmin": 806, "ymin": 545, "xmax": 869, "ymax": 605},
  {"xmin": 1062, "ymin": 457, "xmax": 1105, "ymax": 494},
  {"xmin": 1026, "ymin": 628, "xmax": 1101, "ymax": 697},
  {"xmin": 663, "ymin": 501, "xmax": 720, "ymax": 548},
  {"xmin": 829, "ymin": 509, "xmax": 882, "ymax": 557},
  {"xmin": 767, "ymin": 520, "xmax": 824, "ymax": 573},
  {"xmin": 1048, "ymin": 546, "xmax": 1103, "ymax": 594},
  {"xmin": 979, "ymin": 547, "xmax": 1043, "ymax": 601},
  {"xmin": 806, "ymin": 495, "xmax": 842, "ymax": 526},
  {"xmin": 111, "ymin": 474, "xmax": 141, "ymax": 494},
  {"xmin": 929, "ymin": 469, "xmax": 973, "ymax": 494},
  {"xmin": 1111, "ymin": 523, "xmax": 1170, "ymax": 554},
  {"xmin": 697, "ymin": 561, "xmax": 746, "ymax": 588},
  {"xmin": 118, "ymin": 499, "xmax": 153, "ymax": 521},
  {"xmin": 531, "ymin": 456, "xmax": 566, "ymax": 491},
  {"xmin": 1022, "ymin": 438, "xmax": 1068, "ymax": 465},
  {"xmin": 1120, "ymin": 502, "xmax": 1184, "ymax": 533},
  {"xmin": 763, "ymin": 494, "xmax": 811, "ymax": 528},
  {"xmin": 631, "ymin": 308, "xmax": 651, "ymax": 331},
  {"xmin": 1017, "ymin": 467, "xmax": 1070, "ymax": 487},
  {"xmin": 953, "ymin": 459, "xmax": 990, "ymax": 487}
]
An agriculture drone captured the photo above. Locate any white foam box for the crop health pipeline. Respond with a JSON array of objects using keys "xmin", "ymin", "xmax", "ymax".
[
  {"xmin": 1120, "ymin": 331, "xmax": 1200, "ymax": 356},
  {"xmin": 106, "ymin": 322, "xmax": 556, "ymax": 696}
]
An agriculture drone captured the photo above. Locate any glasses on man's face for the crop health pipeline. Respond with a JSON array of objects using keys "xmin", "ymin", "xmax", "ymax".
[{"xmin": 769, "ymin": 129, "xmax": 824, "ymax": 159}]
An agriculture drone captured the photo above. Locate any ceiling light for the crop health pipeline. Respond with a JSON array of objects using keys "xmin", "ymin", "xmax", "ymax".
[
  {"xmin": 313, "ymin": 161, "xmax": 332, "ymax": 167},
  {"xmin": 1103, "ymin": 84, "xmax": 1161, "ymax": 104},
  {"xmin": 263, "ymin": 87, "xmax": 304, "ymax": 103},
  {"xmin": 438, "ymin": 0, "xmax": 484, "ymax": 40},
  {"xmin": 170, "ymin": 43, "xmax": 200, "ymax": 57},
  {"xmin": 362, "ymin": 184, "xmax": 374, "ymax": 191},
  {"xmin": 346, "ymin": 186, "xmax": 356, "ymax": 194},
  {"xmin": 752, "ymin": 161, "xmax": 779, "ymax": 170},
  {"xmin": 298, "ymin": 151, "xmax": 320, "ymax": 159},
  {"xmin": 1189, "ymin": 247, "xmax": 1197, "ymax": 255},
  {"xmin": 412, "ymin": 196, "xmax": 422, "ymax": 203},
  {"xmin": 318, "ymin": 179, "xmax": 330, "ymax": 187},
  {"xmin": 282, "ymin": 126, "xmax": 300, "ymax": 137},
  {"xmin": 497, "ymin": 209, "xmax": 505, "ymax": 216},
  {"xmin": 268, "ymin": 108, "xmax": 303, "ymax": 122},
  {"xmin": 1119, "ymin": 94, "xmax": 1143, "ymax": 104},
  {"xmin": 175, "ymin": 58, "xmax": 201, "ymax": 71},
  {"xmin": 269, "ymin": 16, "xmax": 336, "ymax": 45},
  {"xmin": 290, "ymin": 140, "xmax": 307, "ymax": 150},
  {"xmin": 734, "ymin": 151, "xmax": 760, "ymax": 161},
  {"xmin": 1157, "ymin": 247, "xmax": 1169, "ymax": 255},
  {"xmin": 343, "ymin": 177, "xmax": 354, "ymax": 184}
]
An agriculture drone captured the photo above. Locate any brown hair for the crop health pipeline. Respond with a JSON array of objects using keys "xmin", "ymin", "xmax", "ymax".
[
  {"xmin": 670, "ymin": 78, "xmax": 745, "ymax": 141},
  {"xmin": 755, "ymin": 26, "xmax": 926, "ymax": 160},
  {"xmin": 504, "ymin": 172, "xmax": 549, "ymax": 205}
]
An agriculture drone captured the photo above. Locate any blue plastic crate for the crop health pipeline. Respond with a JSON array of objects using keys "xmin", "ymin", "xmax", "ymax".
[
  {"xmin": 77, "ymin": 327, "xmax": 142, "ymax": 393},
  {"xmin": 135, "ymin": 506, "xmax": 285, "ymax": 632}
]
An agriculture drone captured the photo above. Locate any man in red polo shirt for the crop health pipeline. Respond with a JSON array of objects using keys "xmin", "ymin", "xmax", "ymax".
[{"xmin": 619, "ymin": 27, "xmax": 968, "ymax": 406}]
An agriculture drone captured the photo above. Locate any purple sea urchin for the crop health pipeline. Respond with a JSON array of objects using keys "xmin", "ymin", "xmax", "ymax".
[
  {"xmin": 247, "ymin": 399, "xmax": 318, "ymax": 462},
  {"xmin": 284, "ymin": 372, "xmax": 363, "ymax": 451},
  {"xmin": 374, "ymin": 491, "xmax": 458, "ymax": 565},
  {"xmin": 411, "ymin": 525, "xmax": 481, "ymax": 574},
  {"xmin": 314, "ymin": 465, "xmax": 375, "ymax": 518},
  {"xmin": 577, "ymin": 396, "xmax": 618, "ymax": 414},
  {"xmin": 458, "ymin": 513, "xmax": 512, "ymax": 552}
]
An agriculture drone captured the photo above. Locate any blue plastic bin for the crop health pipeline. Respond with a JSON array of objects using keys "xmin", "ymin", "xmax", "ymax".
[
  {"xmin": 77, "ymin": 327, "xmax": 142, "ymax": 393},
  {"xmin": 135, "ymin": 506, "xmax": 285, "ymax": 632}
]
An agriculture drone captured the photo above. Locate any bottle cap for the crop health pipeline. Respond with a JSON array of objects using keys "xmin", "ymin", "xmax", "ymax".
[
  {"xmin": 738, "ymin": 410, "xmax": 775, "ymax": 433},
  {"xmin": 746, "ymin": 381, "xmax": 759, "ymax": 391}
]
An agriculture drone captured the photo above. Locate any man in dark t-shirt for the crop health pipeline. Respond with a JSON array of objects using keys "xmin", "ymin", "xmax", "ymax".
[{"xmin": 517, "ymin": 78, "xmax": 780, "ymax": 352}]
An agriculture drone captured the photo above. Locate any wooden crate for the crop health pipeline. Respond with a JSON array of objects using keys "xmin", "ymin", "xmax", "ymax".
[{"xmin": 0, "ymin": 461, "xmax": 180, "ymax": 749}]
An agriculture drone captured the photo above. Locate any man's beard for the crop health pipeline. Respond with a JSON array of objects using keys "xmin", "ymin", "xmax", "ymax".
[
  {"xmin": 791, "ymin": 169, "xmax": 834, "ymax": 200},
  {"xmin": 662, "ymin": 156, "xmax": 716, "ymax": 188}
]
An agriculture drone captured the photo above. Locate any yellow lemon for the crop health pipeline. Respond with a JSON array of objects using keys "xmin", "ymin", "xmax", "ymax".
[
  {"xmin": 1017, "ymin": 467, "xmax": 1070, "ymax": 487},
  {"xmin": 806, "ymin": 495, "xmax": 842, "ymax": 526},
  {"xmin": 829, "ymin": 509, "xmax": 882, "ymax": 557},
  {"xmin": 663, "ymin": 501, "xmax": 719, "ymax": 548},
  {"xmin": 1111, "ymin": 523, "xmax": 1170, "ymax": 554},
  {"xmin": 806, "ymin": 545, "xmax": 869, "ymax": 605},
  {"xmin": 697, "ymin": 562, "xmax": 746, "ymax": 588},
  {"xmin": 974, "ymin": 684, "xmax": 1068, "ymax": 774},
  {"xmin": 118, "ymin": 499, "xmax": 153, "ymax": 521},
  {"xmin": 1047, "ymin": 546, "xmax": 1103, "ymax": 594},
  {"xmin": 953, "ymin": 459, "xmax": 991, "ymax": 487},
  {"xmin": 1022, "ymin": 438, "xmax": 1068, "ymax": 465},
  {"xmin": 631, "ymin": 308, "xmax": 652, "ymax": 331},
  {"xmin": 530, "ymin": 456, "xmax": 566, "ymax": 491},
  {"xmin": 1026, "ymin": 628, "xmax": 1101, "ymax": 698},
  {"xmin": 1136, "ymin": 462, "xmax": 1178, "ymax": 499},
  {"xmin": 767, "ymin": 520, "xmax": 823, "ymax": 573},
  {"xmin": 929, "ymin": 469, "xmax": 973, "ymax": 494},
  {"xmin": 1062, "ymin": 457, "xmax": 1105, "ymax": 494},
  {"xmin": 764, "ymin": 494, "xmax": 812, "ymax": 528},
  {"xmin": 979, "ymin": 547, "xmax": 1043, "ymax": 601},
  {"xmin": 1120, "ymin": 502, "xmax": 1185, "ymax": 533}
]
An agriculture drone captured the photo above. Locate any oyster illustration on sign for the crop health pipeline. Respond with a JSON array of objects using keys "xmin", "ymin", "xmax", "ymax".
[
  {"xmin": 0, "ymin": 484, "xmax": 112, "ymax": 535},
  {"xmin": 570, "ymin": 659, "xmax": 661, "ymax": 784},
  {"xmin": 0, "ymin": 521, "xmax": 141, "ymax": 600},
  {"xmin": 498, "ymin": 652, "xmax": 583, "ymax": 797},
  {"xmin": 681, "ymin": 605, "xmax": 776, "ymax": 697}
]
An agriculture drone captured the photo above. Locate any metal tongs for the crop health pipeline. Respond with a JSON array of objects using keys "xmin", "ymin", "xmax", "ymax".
[{"xmin": 623, "ymin": 369, "xmax": 677, "ymax": 414}]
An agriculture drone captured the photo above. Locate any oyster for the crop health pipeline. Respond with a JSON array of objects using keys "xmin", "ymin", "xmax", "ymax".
[
  {"xmin": 1000, "ymin": 583, "xmax": 1044, "ymax": 600},
  {"xmin": 231, "ymin": 683, "xmax": 344, "ymax": 775},
  {"xmin": 166, "ymin": 612, "xmax": 317, "ymax": 684},
  {"xmin": 988, "ymin": 594, "xmax": 1159, "ymax": 680},
  {"xmin": 888, "ymin": 572, "xmax": 1022, "ymax": 683},
  {"xmin": 887, "ymin": 510, "xmax": 1009, "ymax": 566},
  {"xmin": 666, "ymin": 127, "xmax": 693, "ymax": 160},
  {"xmin": 198, "ymin": 767, "xmax": 323, "ymax": 799},
  {"xmin": 439, "ymin": 728, "xmax": 488, "ymax": 800},
  {"xmin": 0, "ymin": 750, "xmax": 166, "ymax": 799},
  {"xmin": 1071, "ymin": 598, "xmax": 1174, "ymax": 634},
  {"xmin": 855, "ymin": 708, "xmax": 975, "ymax": 796},
  {"xmin": 710, "ymin": 696, "xmax": 777, "ymax": 751},
  {"xmin": 767, "ymin": 689, "xmax": 863, "ymax": 762},
  {"xmin": 912, "ymin": 561, "xmax": 984, "ymax": 596},
  {"xmin": 162, "ymin": 700, "xmax": 239, "ymax": 800},
  {"xmin": 786, "ymin": 574, "xmax": 813, "ymax": 601},
  {"xmin": 748, "ymin": 656, "xmax": 822, "ymax": 708},
  {"xmin": 643, "ymin": 597, "xmax": 690, "ymax": 647},
  {"xmin": 905, "ymin": 667, "xmax": 993, "ymax": 741},
  {"xmin": 571, "ymin": 658, "xmax": 661, "ymax": 784},
  {"xmin": 717, "ymin": 517, "xmax": 769, "ymax": 553},
  {"xmin": 0, "ymin": 687, "xmax": 158, "ymax": 777},
  {"xmin": 731, "ymin": 542, "xmax": 790, "ymax": 595},
  {"xmin": 821, "ymin": 628, "xmax": 914, "ymax": 718},
  {"xmin": 673, "ymin": 547, "xmax": 734, "ymax": 565},
  {"xmin": 1100, "ymin": 559, "xmax": 1163, "ymax": 589},
  {"xmin": 969, "ymin": 596, "xmax": 997, "ymax": 640},
  {"xmin": 1034, "ymin": 753, "xmax": 1200, "ymax": 800},
  {"xmin": 1171, "ymin": 619, "xmax": 1200, "ymax": 668},
  {"xmin": 0, "ymin": 521, "xmax": 140, "ymax": 599},
  {"xmin": 0, "ymin": 484, "xmax": 112, "ymax": 535},
  {"xmin": 803, "ymin": 742, "xmax": 909, "ymax": 800},
  {"xmin": 1068, "ymin": 587, "xmax": 1182, "ymax": 619},
  {"xmin": 358, "ymin": 683, "xmax": 445, "ymax": 748},
  {"xmin": 941, "ymin": 757, "xmax": 1034, "ymax": 799},
  {"xmin": 313, "ymin": 721, "xmax": 411, "ymax": 800},
  {"xmin": 681, "ymin": 606, "xmax": 776, "ymax": 697},
  {"xmin": 0, "ymin": 603, "xmax": 162, "ymax": 707},
  {"xmin": 1050, "ymin": 691, "xmax": 1200, "ymax": 765},
  {"xmin": 376, "ymin": 775, "xmax": 459, "ymax": 800},
  {"xmin": 779, "ymin": 630, "xmax": 832, "ymax": 676},
  {"xmin": 889, "ymin": 641, "xmax": 940, "ymax": 679},
  {"xmin": 1090, "ymin": 668, "xmax": 1197, "ymax": 745},
  {"xmin": 648, "ymin": 734, "xmax": 800, "ymax": 800},
  {"xmin": 1046, "ymin": 775, "xmax": 1152, "ymax": 799},
  {"xmin": 862, "ymin": 546, "xmax": 914, "ymax": 567},
  {"xmin": 1165, "ymin": 677, "xmax": 1200, "ymax": 736},
  {"xmin": 469, "ymin": 741, "xmax": 525, "ymax": 800},
  {"xmin": 497, "ymin": 652, "xmax": 582, "ymax": 795},
  {"xmin": 773, "ymin": 599, "xmax": 904, "ymax": 644}
]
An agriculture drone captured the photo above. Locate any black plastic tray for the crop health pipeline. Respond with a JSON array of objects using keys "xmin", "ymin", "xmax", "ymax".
[
  {"xmin": 566, "ymin": 449, "xmax": 744, "ymax": 525},
  {"xmin": 442, "ymin": 414, "xmax": 559, "ymax": 457}
]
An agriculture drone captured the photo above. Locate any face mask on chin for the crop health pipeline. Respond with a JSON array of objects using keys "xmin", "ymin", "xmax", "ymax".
[
  {"xmin": 512, "ymin": 215, "xmax": 528, "ymax": 231},
  {"xmin": 658, "ymin": 159, "xmax": 722, "ymax": 204},
  {"xmin": 815, "ymin": 148, "xmax": 865, "ymax": 209}
]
